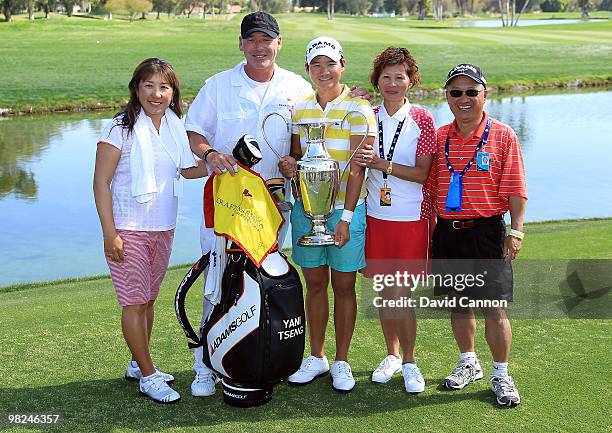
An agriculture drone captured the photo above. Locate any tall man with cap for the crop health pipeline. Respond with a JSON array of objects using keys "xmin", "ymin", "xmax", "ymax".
[
  {"xmin": 184, "ymin": 11, "xmax": 313, "ymax": 397},
  {"xmin": 433, "ymin": 64, "xmax": 527, "ymax": 407}
]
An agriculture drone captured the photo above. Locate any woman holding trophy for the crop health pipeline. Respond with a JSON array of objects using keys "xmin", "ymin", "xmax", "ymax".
[
  {"xmin": 278, "ymin": 37, "xmax": 376, "ymax": 393},
  {"xmin": 354, "ymin": 47, "xmax": 437, "ymax": 394}
]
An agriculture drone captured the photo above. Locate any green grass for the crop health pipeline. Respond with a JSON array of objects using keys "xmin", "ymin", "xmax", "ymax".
[
  {"xmin": 1, "ymin": 218, "xmax": 611, "ymax": 432},
  {"xmin": 518, "ymin": 218, "xmax": 612, "ymax": 259},
  {"xmin": 0, "ymin": 13, "xmax": 611, "ymax": 114}
]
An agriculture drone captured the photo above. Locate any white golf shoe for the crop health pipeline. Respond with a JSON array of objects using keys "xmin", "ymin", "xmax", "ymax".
[
  {"xmin": 371, "ymin": 355, "xmax": 402, "ymax": 383},
  {"xmin": 191, "ymin": 366, "xmax": 220, "ymax": 397},
  {"xmin": 330, "ymin": 360, "xmax": 355, "ymax": 393},
  {"xmin": 139, "ymin": 371, "xmax": 180, "ymax": 404},
  {"xmin": 287, "ymin": 355, "xmax": 330, "ymax": 385},
  {"xmin": 402, "ymin": 363, "xmax": 425, "ymax": 394},
  {"xmin": 125, "ymin": 361, "xmax": 174, "ymax": 383}
]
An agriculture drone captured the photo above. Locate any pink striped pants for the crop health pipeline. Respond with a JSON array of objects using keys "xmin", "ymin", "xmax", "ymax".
[{"xmin": 106, "ymin": 229, "xmax": 175, "ymax": 307}]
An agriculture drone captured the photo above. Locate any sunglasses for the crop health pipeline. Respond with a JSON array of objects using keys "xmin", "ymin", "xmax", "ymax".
[{"xmin": 447, "ymin": 89, "xmax": 485, "ymax": 98}]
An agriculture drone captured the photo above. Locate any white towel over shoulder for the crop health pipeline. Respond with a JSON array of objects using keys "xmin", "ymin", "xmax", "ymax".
[{"xmin": 131, "ymin": 108, "xmax": 197, "ymax": 203}]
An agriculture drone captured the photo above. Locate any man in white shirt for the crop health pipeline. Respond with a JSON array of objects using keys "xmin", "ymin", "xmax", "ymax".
[{"xmin": 184, "ymin": 11, "xmax": 313, "ymax": 397}]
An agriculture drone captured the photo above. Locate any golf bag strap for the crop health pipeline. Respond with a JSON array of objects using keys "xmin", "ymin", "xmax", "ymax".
[{"xmin": 175, "ymin": 253, "xmax": 210, "ymax": 348}]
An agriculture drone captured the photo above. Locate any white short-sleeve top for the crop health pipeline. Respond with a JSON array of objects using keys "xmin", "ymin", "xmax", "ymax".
[
  {"xmin": 98, "ymin": 114, "xmax": 181, "ymax": 231},
  {"xmin": 366, "ymin": 102, "xmax": 437, "ymax": 221}
]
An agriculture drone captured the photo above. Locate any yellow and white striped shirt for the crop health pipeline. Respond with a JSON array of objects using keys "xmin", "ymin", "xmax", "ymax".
[{"xmin": 291, "ymin": 85, "xmax": 376, "ymax": 206}]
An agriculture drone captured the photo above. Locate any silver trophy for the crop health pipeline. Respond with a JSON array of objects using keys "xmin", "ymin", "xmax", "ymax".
[
  {"xmin": 295, "ymin": 112, "xmax": 369, "ymax": 246},
  {"xmin": 262, "ymin": 111, "xmax": 369, "ymax": 246}
]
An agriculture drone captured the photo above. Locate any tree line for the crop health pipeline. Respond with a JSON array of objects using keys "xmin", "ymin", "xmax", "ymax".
[{"xmin": 2, "ymin": 0, "xmax": 609, "ymax": 23}]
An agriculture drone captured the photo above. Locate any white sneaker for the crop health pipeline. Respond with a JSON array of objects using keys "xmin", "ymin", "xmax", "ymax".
[
  {"xmin": 288, "ymin": 355, "xmax": 329, "ymax": 385},
  {"xmin": 402, "ymin": 363, "xmax": 425, "ymax": 394},
  {"xmin": 443, "ymin": 360, "xmax": 484, "ymax": 390},
  {"xmin": 125, "ymin": 361, "xmax": 174, "ymax": 383},
  {"xmin": 490, "ymin": 375, "xmax": 521, "ymax": 407},
  {"xmin": 330, "ymin": 360, "xmax": 355, "ymax": 393},
  {"xmin": 371, "ymin": 355, "xmax": 402, "ymax": 383},
  {"xmin": 139, "ymin": 372, "xmax": 180, "ymax": 404},
  {"xmin": 191, "ymin": 366, "xmax": 220, "ymax": 397}
]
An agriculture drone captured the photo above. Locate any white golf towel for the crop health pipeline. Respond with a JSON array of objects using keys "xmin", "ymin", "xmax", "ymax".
[
  {"xmin": 203, "ymin": 234, "xmax": 228, "ymax": 306},
  {"xmin": 131, "ymin": 108, "xmax": 197, "ymax": 203}
]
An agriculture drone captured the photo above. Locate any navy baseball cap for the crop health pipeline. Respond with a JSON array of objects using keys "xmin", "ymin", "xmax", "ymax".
[
  {"xmin": 445, "ymin": 64, "xmax": 487, "ymax": 88},
  {"xmin": 241, "ymin": 12, "xmax": 280, "ymax": 38}
]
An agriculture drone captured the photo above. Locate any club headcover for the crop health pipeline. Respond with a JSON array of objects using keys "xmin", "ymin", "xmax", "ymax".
[{"xmin": 233, "ymin": 134, "xmax": 263, "ymax": 168}]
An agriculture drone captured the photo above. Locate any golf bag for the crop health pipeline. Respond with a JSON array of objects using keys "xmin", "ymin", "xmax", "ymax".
[
  {"xmin": 176, "ymin": 134, "xmax": 305, "ymax": 407},
  {"xmin": 175, "ymin": 247, "xmax": 305, "ymax": 407}
]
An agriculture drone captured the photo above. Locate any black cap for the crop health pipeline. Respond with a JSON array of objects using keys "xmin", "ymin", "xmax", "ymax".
[
  {"xmin": 445, "ymin": 64, "xmax": 487, "ymax": 88},
  {"xmin": 241, "ymin": 12, "xmax": 280, "ymax": 39}
]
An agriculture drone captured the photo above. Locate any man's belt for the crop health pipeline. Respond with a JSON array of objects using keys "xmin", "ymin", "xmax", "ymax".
[{"xmin": 438, "ymin": 215, "xmax": 503, "ymax": 230}]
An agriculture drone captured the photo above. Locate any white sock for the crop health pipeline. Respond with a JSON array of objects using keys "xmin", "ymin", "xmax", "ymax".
[
  {"xmin": 492, "ymin": 361, "xmax": 509, "ymax": 378},
  {"xmin": 460, "ymin": 352, "xmax": 477, "ymax": 364},
  {"xmin": 129, "ymin": 360, "xmax": 139, "ymax": 368}
]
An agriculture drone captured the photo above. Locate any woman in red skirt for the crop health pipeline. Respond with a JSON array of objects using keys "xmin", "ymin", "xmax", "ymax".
[{"xmin": 354, "ymin": 47, "xmax": 436, "ymax": 394}]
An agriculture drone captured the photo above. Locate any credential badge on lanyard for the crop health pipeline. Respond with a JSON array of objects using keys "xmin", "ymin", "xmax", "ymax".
[
  {"xmin": 377, "ymin": 117, "xmax": 405, "ymax": 207},
  {"xmin": 444, "ymin": 119, "xmax": 491, "ymax": 212}
]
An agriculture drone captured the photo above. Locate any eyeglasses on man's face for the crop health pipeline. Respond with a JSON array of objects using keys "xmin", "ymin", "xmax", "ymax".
[{"xmin": 447, "ymin": 88, "xmax": 485, "ymax": 98}]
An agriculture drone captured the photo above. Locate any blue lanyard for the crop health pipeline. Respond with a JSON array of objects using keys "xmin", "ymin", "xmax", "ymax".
[
  {"xmin": 378, "ymin": 118, "xmax": 405, "ymax": 181},
  {"xmin": 444, "ymin": 118, "xmax": 491, "ymax": 176}
]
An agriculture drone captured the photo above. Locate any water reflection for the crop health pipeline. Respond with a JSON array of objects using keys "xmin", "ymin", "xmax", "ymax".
[
  {"xmin": 453, "ymin": 18, "xmax": 607, "ymax": 28},
  {"xmin": 0, "ymin": 118, "xmax": 50, "ymax": 199},
  {"xmin": 0, "ymin": 112, "xmax": 206, "ymax": 287},
  {"xmin": 0, "ymin": 90, "xmax": 610, "ymax": 286},
  {"xmin": 488, "ymin": 96, "xmax": 532, "ymax": 151},
  {"xmin": 0, "ymin": 115, "xmax": 108, "ymax": 200}
]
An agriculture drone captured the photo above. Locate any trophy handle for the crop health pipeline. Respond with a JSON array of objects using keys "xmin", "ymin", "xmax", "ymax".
[
  {"xmin": 338, "ymin": 110, "xmax": 370, "ymax": 183},
  {"xmin": 262, "ymin": 112, "xmax": 300, "ymax": 201},
  {"xmin": 261, "ymin": 112, "xmax": 289, "ymax": 160}
]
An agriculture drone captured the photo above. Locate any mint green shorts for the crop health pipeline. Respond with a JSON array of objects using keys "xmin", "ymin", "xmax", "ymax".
[{"xmin": 290, "ymin": 201, "xmax": 366, "ymax": 272}]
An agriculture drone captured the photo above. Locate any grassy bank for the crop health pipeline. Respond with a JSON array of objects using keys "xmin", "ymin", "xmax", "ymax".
[
  {"xmin": 0, "ymin": 14, "xmax": 611, "ymax": 115},
  {"xmin": 2, "ymin": 218, "xmax": 611, "ymax": 294},
  {"xmin": 0, "ymin": 218, "xmax": 610, "ymax": 432}
]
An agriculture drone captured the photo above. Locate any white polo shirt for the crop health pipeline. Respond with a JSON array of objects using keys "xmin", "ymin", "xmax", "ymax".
[
  {"xmin": 186, "ymin": 62, "xmax": 312, "ymax": 252},
  {"xmin": 185, "ymin": 62, "xmax": 313, "ymax": 182},
  {"xmin": 98, "ymin": 115, "xmax": 181, "ymax": 231},
  {"xmin": 366, "ymin": 102, "xmax": 437, "ymax": 222}
]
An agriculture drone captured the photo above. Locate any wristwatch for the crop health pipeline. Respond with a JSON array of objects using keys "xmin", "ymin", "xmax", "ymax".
[
  {"xmin": 385, "ymin": 161, "xmax": 393, "ymax": 175},
  {"xmin": 202, "ymin": 148, "xmax": 218, "ymax": 162}
]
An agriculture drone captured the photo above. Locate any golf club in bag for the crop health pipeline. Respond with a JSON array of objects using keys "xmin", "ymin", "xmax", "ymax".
[{"xmin": 175, "ymin": 135, "xmax": 306, "ymax": 407}]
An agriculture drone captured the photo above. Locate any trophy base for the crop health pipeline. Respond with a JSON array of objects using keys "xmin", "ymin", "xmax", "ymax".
[{"xmin": 298, "ymin": 233, "xmax": 336, "ymax": 246}]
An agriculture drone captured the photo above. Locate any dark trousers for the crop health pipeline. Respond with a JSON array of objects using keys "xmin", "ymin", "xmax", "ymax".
[{"xmin": 432, "ymin": 215, "xmax": 513, "ymax": 301}]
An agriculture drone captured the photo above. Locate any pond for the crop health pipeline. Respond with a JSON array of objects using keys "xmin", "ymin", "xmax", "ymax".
[
  {"xmin": 0, "ymin": 89, "xmax": 610, "ymax": 286},
  {"xmin": 453, "ymin": 18, "xmax": 608, "ymax": 27}
]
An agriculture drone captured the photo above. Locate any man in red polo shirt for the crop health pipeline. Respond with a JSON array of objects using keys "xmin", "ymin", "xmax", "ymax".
[{"xmin": 432, "ymin": 64, "xmax": 527, "ymax": 407}]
